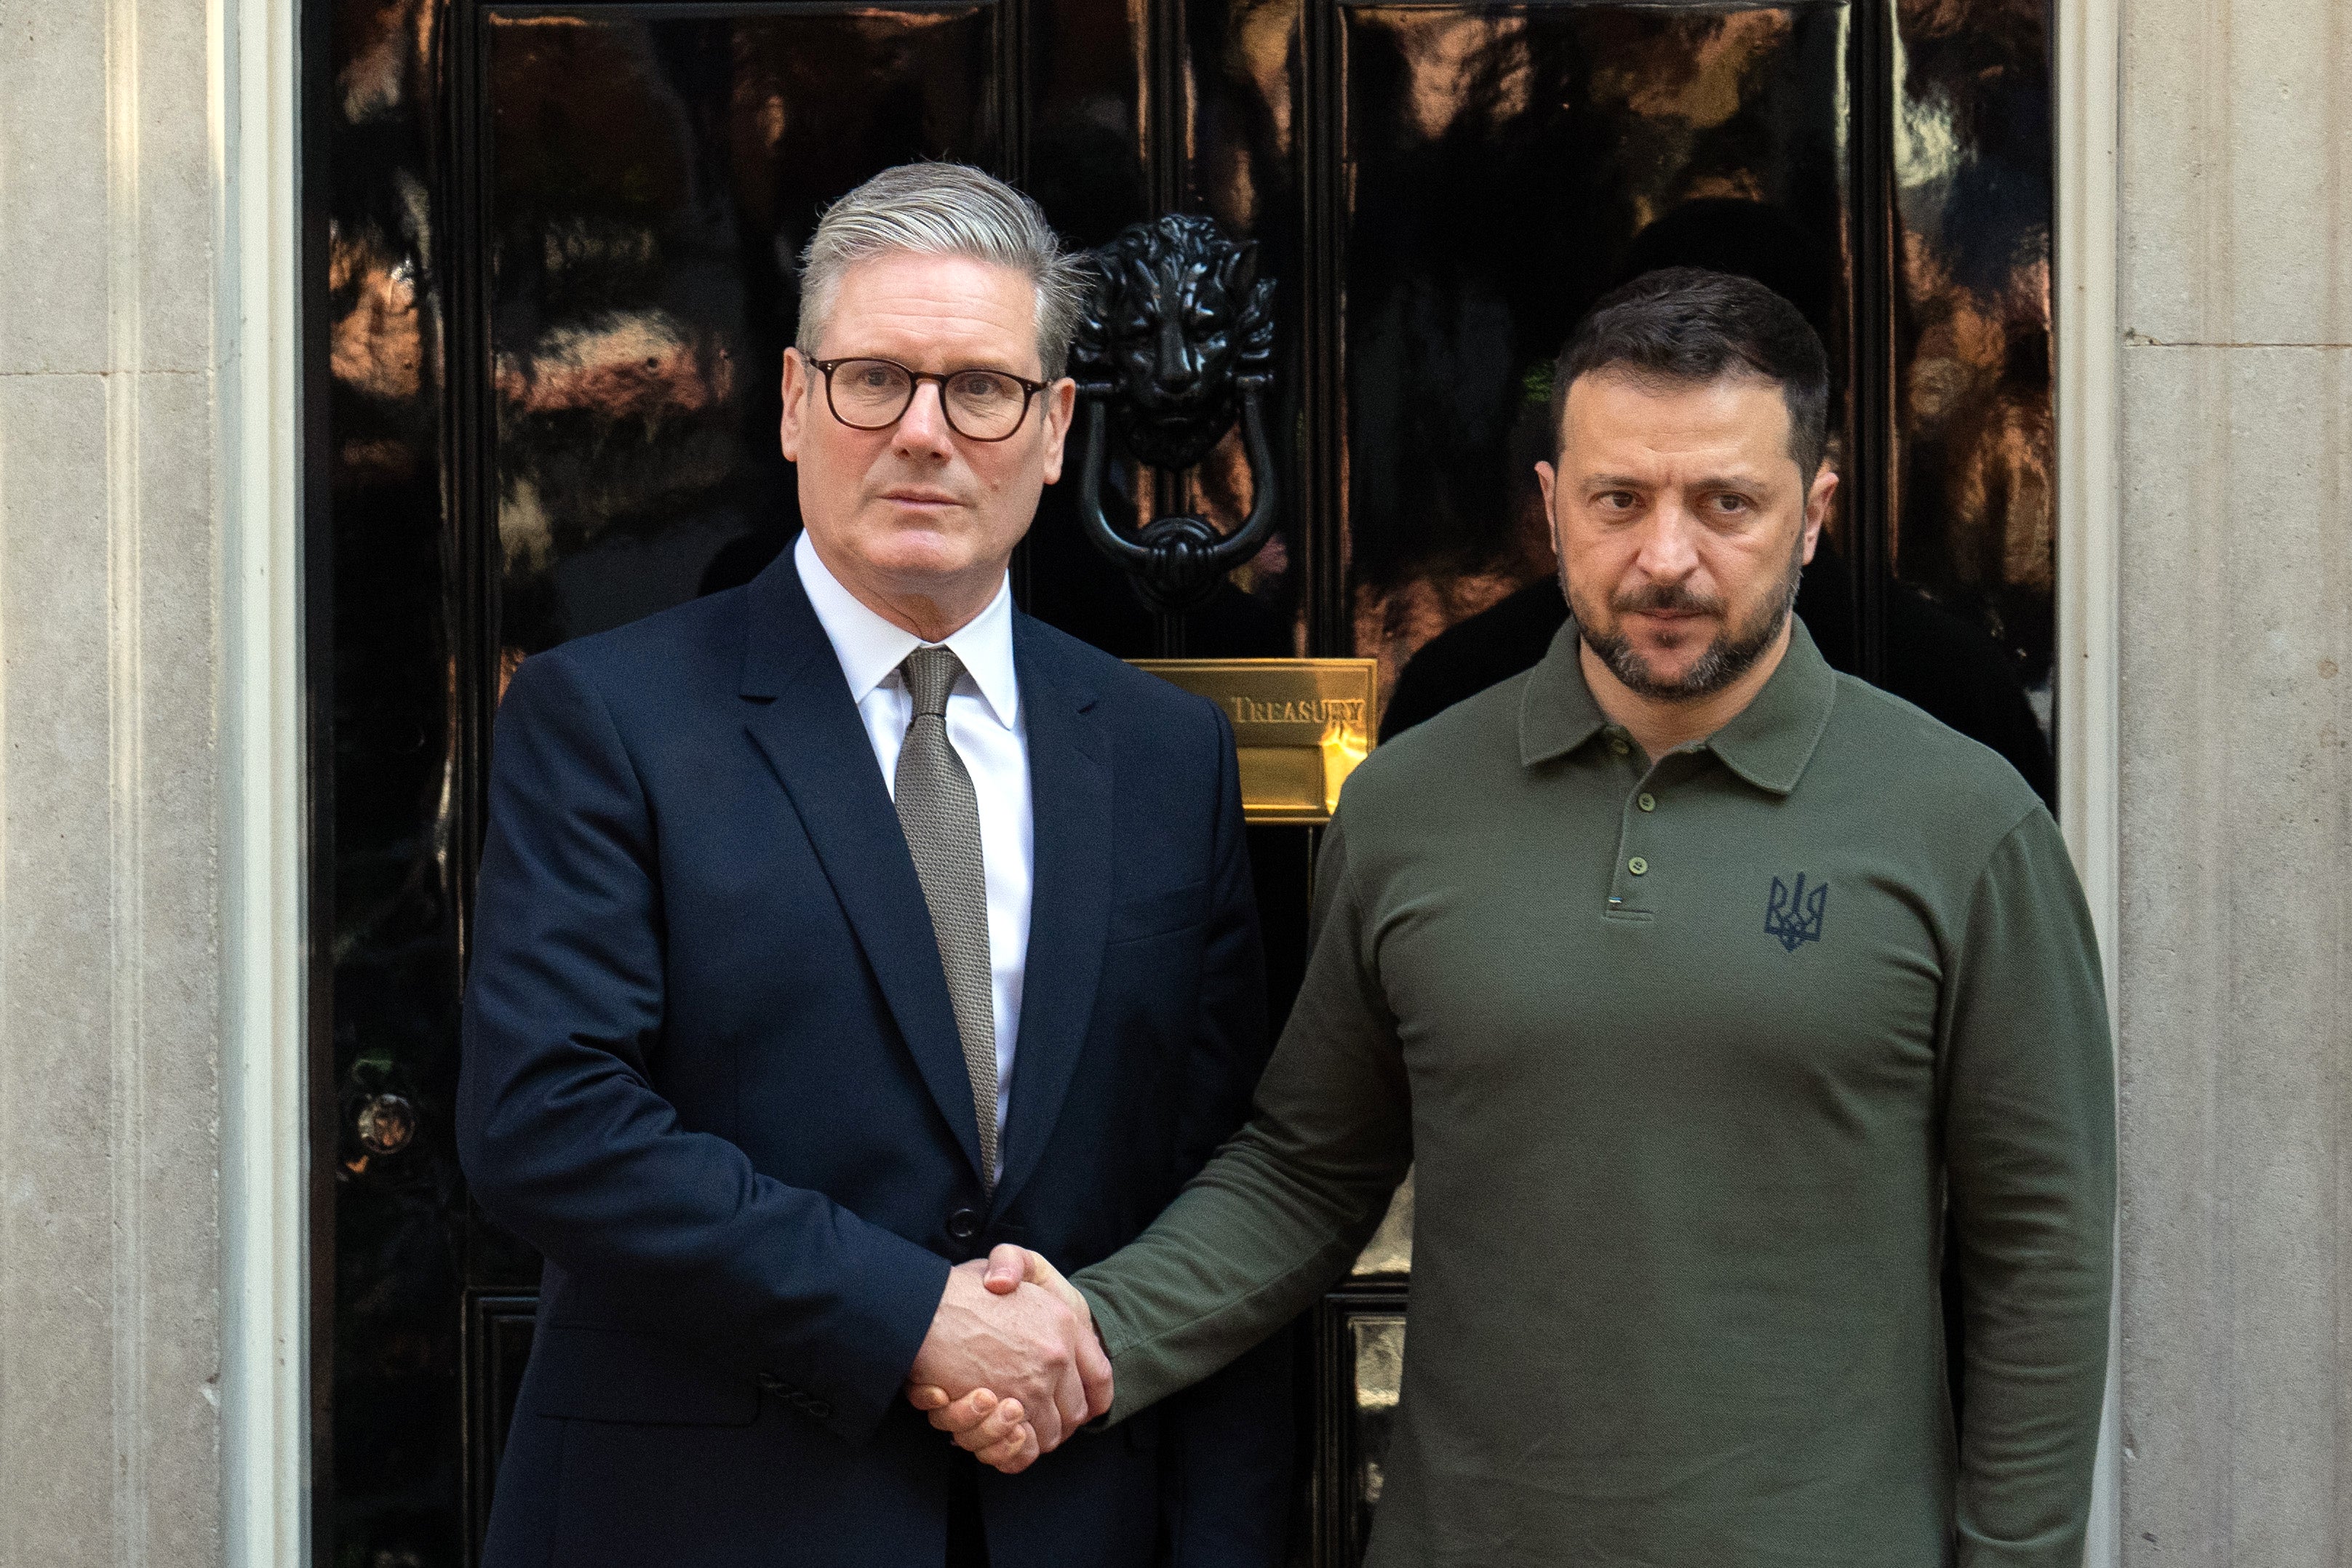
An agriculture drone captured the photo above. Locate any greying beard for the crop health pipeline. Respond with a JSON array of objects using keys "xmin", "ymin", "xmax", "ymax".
[{"xmin": 1568, "ymin": 535, "xmax": 1803, "ymax": 702}]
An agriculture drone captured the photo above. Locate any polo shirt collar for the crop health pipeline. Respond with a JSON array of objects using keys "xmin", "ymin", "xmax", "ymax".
[
  {"xmin": 1702, "ymin": 618, "xmax": 1837, "ymax": 794},
  {"xmin": 792, "ymin": 530, "xmax": 1021, "ymax": 731},
  {"xmin": 1518, "ymin": 620, "xmax": 1611, "ymax": 768},
  {"xmin": 1518, "ymin": 614, "xmax": 1838, "ymax": 796}
]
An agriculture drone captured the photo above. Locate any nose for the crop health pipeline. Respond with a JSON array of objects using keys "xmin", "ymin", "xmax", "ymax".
[
  {"xmin": 893, "ymin": 377, "xmax": 956, "ymax": 458},
  {"xmin": 1157, "ymin": 316, "xmax": 1198, "ymax": 388},
  {"xmin": 1631, "ymin": 497, "xmax": 1702, "ymax": 583}
]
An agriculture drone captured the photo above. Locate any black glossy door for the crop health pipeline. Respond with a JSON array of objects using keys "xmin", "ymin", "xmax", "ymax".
[{"xmin": 310, "ymin": 1, "xmax": 2057, "ymax": 1562}]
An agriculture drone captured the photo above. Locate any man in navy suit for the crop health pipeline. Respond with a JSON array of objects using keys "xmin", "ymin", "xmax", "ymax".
[{"xmin": 458, "ymin": 163, "xmax": 1291, "ymax": 1567}]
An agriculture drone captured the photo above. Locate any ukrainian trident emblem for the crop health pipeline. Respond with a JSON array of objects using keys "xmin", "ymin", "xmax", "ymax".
[{"xmin": 1764, "ymin": 873, "xmax": 1829, "ymax": 951}]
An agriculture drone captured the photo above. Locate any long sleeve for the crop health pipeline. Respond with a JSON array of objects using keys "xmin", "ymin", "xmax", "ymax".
[
  {"xmin": 1151, "ymin": 710, "xmax": 1296, "ymax": 1567},
  {"xmin": 1075, "ymin": 812, "xmax": 1414, "ymax": 1421},
  {"xmin": 1940, "ymin": 807, "xmax": 2117, "ymax": 1564},
  {"xmin": 456, "ymin": 650, "xmax": 950, "ymax": 1444}
]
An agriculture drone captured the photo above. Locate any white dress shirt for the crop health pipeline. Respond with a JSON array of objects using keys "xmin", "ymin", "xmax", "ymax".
[{"xmin": 793, "ymin": 531, "xmax": 1034, "ymax": 1163}]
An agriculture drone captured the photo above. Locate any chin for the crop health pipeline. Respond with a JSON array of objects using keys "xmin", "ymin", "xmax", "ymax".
[
  {"xmin": 1638, "ymin": 660, "xmax": 1705, "ymax": 689},
  {"xmin": 1629, "ymin": 635, "xmax": 1698, "ymax": 668},
  {"xmin": 1616, "ymin": 629, "xmax": 1706, "ymax": 679},
  {"xmin": 870, "ymin": 534, "xmax": 984, "ymax": 585}
]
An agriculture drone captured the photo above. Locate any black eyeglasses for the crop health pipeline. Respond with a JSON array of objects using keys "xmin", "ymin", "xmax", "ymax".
[{"xmin": 807, "ymin": 356, "xmax": 1049, "ymax": 442}]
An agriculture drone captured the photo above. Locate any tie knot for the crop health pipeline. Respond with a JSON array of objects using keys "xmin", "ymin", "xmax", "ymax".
[{"xmin": 900, "ymin": 644, "xmax": 965, "ymax": 719}]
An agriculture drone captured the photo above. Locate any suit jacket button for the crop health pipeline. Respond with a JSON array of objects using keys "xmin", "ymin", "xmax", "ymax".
[
  {"xmin": 946, "ymin": 1209, "xmax": 981, "ymax": 1243},
  {"xmin": 756, "ymin": 1372, "xmax": 788, "ymax": 1395},
  {"xmin": 805, "ymin": 1400, "xmax": 833, "ymax": 1420}
]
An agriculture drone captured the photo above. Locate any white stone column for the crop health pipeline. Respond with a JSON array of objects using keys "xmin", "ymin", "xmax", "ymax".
[
  {"xmin": 0, "ymin": 0, "xmax": 296, "ymax": 1559},
  {"xmin": 2116, "ymin": 0, "xmax": 2352, "ymax": 1558}
]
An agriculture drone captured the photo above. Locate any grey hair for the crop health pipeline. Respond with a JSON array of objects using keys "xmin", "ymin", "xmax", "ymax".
[{"xmin": 796, "ymin": 163, "xmax": 1090, "ymax": 378}]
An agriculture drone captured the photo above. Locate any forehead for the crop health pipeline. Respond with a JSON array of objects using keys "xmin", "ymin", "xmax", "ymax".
[
  {"xmin": 1558, "ymin": 370, "xmax": 1793, "ymax": 476},
  {"xmin": 816, "ymin": 251, "xmax": 1040, "ymax": 374}
]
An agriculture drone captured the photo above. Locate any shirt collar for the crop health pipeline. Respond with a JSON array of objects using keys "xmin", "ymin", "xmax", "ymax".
[
  {"xmin": 1518, "ymin": 620, "xmax": 1611, "ymax": 767},
  {"xmin": 792, "ymin": 530, "xmax": 1021, "ymax": 730},
  {"xmin": 1518, "ymin": 614, "xmax": 1838, "ymax": 796}
]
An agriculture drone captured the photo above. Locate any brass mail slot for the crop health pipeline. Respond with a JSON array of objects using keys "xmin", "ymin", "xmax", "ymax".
[{"xmin": 1129, "ymin": 659, "xmax": 1379, "ymax": 825}]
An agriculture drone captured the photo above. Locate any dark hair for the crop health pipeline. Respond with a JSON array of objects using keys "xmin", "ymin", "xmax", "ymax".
[{"xmin": 1549, "ymin": 267, "xmax": 1830, "ymax": 479}]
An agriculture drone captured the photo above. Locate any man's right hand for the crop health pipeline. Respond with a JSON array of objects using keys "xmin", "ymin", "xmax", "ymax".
[
  {"xmin": 908, "ymin": 1247, "xmax": 1107, "ymax": 1472},
  {"xmin": 905, "ymin": 1256, "xmax": 1111, "ymax": 1458}
]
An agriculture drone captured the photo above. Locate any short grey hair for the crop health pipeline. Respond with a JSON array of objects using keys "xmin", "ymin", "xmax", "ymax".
[{"xmin": 796, "ymin": 163, "xmax": 1090, "ymax": 378}]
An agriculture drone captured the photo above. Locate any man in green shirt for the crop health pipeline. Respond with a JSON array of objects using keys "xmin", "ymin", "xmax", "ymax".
[{"xmin": 914, "ymin": 268, "xmax": 2114, "ymax": 1565}]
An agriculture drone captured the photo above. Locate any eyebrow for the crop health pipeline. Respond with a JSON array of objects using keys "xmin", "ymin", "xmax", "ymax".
[{"xmin": 1578, "ymin": 472, "xmax": 1770, "ymax": 490}]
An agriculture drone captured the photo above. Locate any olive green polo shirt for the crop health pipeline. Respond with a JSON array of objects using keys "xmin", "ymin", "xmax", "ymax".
[{"xmin": 1075, "ymin": 620, "xmax": 2114, "ymax": 1567}]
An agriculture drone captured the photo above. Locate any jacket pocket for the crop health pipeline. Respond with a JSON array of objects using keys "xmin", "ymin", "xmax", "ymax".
[
  {"xmin": 522, "ymin": 1322, "xmax": 761, "ymax": 1427},
  {"xmin": 1105, "ymin": 880, "xmax": 1208, "ymax": 944}
]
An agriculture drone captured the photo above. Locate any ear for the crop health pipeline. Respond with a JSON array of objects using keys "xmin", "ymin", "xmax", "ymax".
[
  {"xmin": 1227, "ymin": 240, "xmax": 1260, "ymax": 295},
  {"xmin": 1800, "ymin": 463, "xmax": 1838, "ymax": 566},
  {"xmin": 1535, "ymin": 459, "xmax": 1561, "ymax": 531},
  {"xmin": 1038, "ymin": 378, "xmax": 1080, "ymax": 486},
  {"xmin": 1072, "ymin": 267, "xmax": 1112, "ymax": 369},
  {"xmin": 1117, "ymin": 253, "xmax": 1154, "ymax": 312},
  {"xmin": 779, "ymin": 348, "xmax": 809, "ymax": 462}
]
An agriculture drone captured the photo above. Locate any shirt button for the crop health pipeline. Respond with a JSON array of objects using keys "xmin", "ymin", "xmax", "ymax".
[
  {"xmin": 1627, "ymin": 857, "xmax": 1649, "ymax": 876},
  {"xmin": 1637, "ymin": 793, "xmax": 1657, "ymax": 812},
  {"xmin": 1609, "ymin": 737, "xmax": 1631, "ymax": 756}
]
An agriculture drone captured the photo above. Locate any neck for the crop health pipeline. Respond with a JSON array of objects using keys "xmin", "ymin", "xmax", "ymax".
[
  {"xmin": 1580, "ymin": 617, "xmax": 1794, "ymax": 763},
  {"xmin": 810, "ymin": 535, "xmax": 1004, "ymax": 644}
]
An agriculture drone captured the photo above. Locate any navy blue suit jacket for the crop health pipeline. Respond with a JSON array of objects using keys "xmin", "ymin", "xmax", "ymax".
[{"xmin": 458, "ymin": 556, "xmax": 1291, "ymax": 1567}]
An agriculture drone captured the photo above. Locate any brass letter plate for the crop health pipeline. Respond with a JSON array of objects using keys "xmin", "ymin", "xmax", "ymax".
[{"xmin": 1129, "ymin": 659, "xmax": 1379, "ymax": 825}]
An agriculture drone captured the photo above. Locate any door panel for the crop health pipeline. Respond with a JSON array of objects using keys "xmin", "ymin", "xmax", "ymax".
[
  {"xmin": 482, "ymin": 6, "xmax": 1009, "ymax": 663},
  {"xmin": 1337, "ymin": 1, "xmax": 1854, "ymax": 687},
  {"xmin": 1885, "ymin": 0, "xmax": 2058, "ymax": 792},
  {"xmin": 310, "ymin": 0, "xmax": 2056, "ymax": 1562}
]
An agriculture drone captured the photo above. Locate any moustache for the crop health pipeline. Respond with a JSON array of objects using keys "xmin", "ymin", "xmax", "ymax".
[{"xmin": 1610, "ymin": 583, "xmax": 1725, "ymax": 617}]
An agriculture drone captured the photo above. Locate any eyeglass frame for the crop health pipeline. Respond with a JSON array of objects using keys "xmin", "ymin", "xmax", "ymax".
[{"xmin": 804, "ymin": 355, "xmax": 1054, "ymax": 443}]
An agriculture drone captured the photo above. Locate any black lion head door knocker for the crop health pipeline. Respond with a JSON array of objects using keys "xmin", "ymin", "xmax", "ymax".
[{"xmin": 1069, "ymin": 214, "xmax": 1279, "ymax": 615}]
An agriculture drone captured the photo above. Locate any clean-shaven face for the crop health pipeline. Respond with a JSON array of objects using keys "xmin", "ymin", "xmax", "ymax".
[
  {"xmin": 779, "ymin": 250, "xmax": 1076, "ymax": 605},
  {"xmin": 1536, "ymin": 370, "xmax": 1836, "ymax": 700}
]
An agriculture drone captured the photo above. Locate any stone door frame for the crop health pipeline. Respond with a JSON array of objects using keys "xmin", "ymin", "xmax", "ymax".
[{"xmin": 213, "ymin": 0, "xmax": 2130, "ymax": 1557}]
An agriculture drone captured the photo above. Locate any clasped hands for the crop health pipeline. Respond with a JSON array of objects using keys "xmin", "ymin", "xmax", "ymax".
[{"xmin": 905, "ymin": 1246, "xmax": 1102, "ymax": 1473}]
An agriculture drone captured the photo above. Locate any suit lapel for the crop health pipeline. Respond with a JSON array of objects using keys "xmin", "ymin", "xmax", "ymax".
[
  {"xmin": 737, "ymin": 559, "xmax": 988, "ymax": 1185},
  {"xmin": 993, "ymin": 618, "xmax": 1113, "ymax": 1215}
]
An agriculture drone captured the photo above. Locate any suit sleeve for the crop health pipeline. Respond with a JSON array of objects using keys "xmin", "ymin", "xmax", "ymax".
[
  {"xmin": 1075, "ymin": 807, "xmax": 1414, "ymax": 1423},
  {"xmin": 1941, "ymin": 807, "xmax": 2116, "ymax": 1564},
  {"xmin": 1150, "ymin": 705, "xmax": 1296, "ymax": 1567},
  {"xmin": 456, "ymin": 650, "xmax": 951, "ymax": 1445}
]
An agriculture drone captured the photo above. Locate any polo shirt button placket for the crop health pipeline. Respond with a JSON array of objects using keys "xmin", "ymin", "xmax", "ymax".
[{"xmin": 1603, "ymin": 731, "xmax": 1657, "ymax": 913}]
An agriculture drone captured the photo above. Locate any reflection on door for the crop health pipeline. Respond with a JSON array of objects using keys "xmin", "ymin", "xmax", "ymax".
[{"xmin": 311, "ymin": 0, "xmax": 2056, "ymax": 1561}]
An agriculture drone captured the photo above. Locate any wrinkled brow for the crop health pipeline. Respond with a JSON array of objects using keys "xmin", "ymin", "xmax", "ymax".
[{"xmin": 1577, "ymin": 470, "xmax": 1774, "ymax": 491}]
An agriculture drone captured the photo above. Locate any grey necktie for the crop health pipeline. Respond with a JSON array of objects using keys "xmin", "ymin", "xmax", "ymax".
[{"xmin": 893, "ymin": 644, "xmax": 1000, "ymax": 1191}]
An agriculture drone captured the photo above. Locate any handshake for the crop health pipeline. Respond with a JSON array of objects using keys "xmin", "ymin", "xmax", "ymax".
[{"xmin": 904, "ymin": 1246, "xmax": 1109, "ymax": 1473}]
